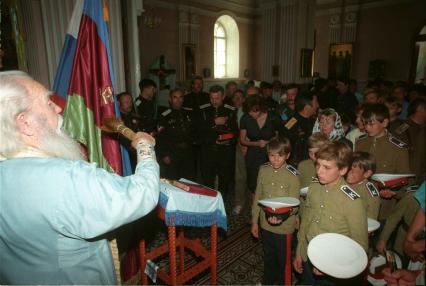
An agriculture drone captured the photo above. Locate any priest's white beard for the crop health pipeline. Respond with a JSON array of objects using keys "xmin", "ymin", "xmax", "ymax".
[{"xmin": 37, "ymin": 115, "xmax": 84, "ymax": 161}]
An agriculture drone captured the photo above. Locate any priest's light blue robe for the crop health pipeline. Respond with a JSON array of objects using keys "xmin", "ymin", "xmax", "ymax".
[{"xmin": 0, "ymin": 157, "xmax": 159, "ymax": 284}]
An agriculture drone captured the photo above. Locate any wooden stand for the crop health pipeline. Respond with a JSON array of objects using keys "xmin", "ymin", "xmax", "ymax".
[{"xmin": 139, "ymin": 207, "xmax": 217, "ymax": 285}]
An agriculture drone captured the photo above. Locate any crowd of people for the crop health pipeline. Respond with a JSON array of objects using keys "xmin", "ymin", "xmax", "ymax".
[
  {"xmin": 117, "ymin": 75, "xmax": 425, "ymax": 285},
  {"xmin": 1, "ymin": 69, "xmax": 424, "ymax": 284}
]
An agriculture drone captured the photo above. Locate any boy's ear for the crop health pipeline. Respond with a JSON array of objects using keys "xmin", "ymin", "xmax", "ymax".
[
  {"xmin": 364, "ymin": 170, "xmax": 373, "ymax": 179},
  {"xmin": 382, "ymin": 118, "xmax": 389, "ymax": 128},
  {"xmin": 339, "ymin": 166, "xmax": 349, "ymax": 176},
  {"xmin": 285, "ymin": 152, "xmax": 291, "ymax": 160}
]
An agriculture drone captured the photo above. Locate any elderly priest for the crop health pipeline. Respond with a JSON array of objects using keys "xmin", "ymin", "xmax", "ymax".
[{"xmin": 0, "ymin": 71, "xmax": 160, "ymax": 284}]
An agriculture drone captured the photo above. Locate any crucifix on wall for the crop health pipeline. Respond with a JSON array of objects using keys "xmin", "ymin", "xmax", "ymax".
[{"xmin": 149, "ymin": 55, "xmax": 176, "ymax": 90}]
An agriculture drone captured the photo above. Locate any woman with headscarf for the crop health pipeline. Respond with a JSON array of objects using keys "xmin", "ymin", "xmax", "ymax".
[{"xmin": 312, "ymin": 108, "xmax": 353, "ymax": 149}]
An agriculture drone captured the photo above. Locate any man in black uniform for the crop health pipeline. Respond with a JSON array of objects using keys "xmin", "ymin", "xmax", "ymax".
[
  {"xmin": 261, "ymin": 81, "xmax": 278, "ymax": 114},
  {"xmin": 134, "ymin": 78, "xmax": 157, "ymax": 135},
  {"xmin": 156, "ymin": 88, "xmax": 195, "ymax": 180},
  {"xmin": 182, "ymin": 76, "xmax": 210, "ymax": 181},
  {"xmin": 199, "ymin": 85, "xmax": 238, "ymax": 200},
  {"xmin": 117, "ymin": 92, "xmax": 142, "ymax": 171},
  {"xmin": 285, "ymin": 91, "xmax": 319, "ymax": 166}
]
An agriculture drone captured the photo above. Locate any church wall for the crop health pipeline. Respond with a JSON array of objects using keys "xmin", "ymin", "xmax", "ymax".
[
  {"xmin": 138, "ymin": 2, "xmax": 257, "ymax": 91},
  {"xmin": 314, "ymin": 0, "xmax": 426, "ymax": 84},
  {"xmin": 139, "ymin": 6, "xmax": 179, "ymax": 87}
]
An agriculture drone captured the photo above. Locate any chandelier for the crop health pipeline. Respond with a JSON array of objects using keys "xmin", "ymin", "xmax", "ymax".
[{"xmin": 143, "ymin": 8, "xmax": 162, "ymax": 29}]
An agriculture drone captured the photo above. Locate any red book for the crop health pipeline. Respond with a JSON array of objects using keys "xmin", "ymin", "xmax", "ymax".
[{"xmin": 181, "ymin": 183, "xmax": 218, "ymax": 197}]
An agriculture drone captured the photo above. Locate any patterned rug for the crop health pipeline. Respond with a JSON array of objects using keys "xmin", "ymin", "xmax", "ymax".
[{"xmin": 123, "ymin": 205, "xmax": 264, "ymax": 285}]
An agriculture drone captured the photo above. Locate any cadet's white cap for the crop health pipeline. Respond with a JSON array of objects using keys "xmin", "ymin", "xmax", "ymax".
[
  {"xmin": 307, "ymin": 233, "xmax": 368, "ymax": 279},
  {"xmin": 368, "ymin": 218, "xmax": 380, "ymax": 233},
  {"xmin": 258, "ymin": 197, "xmax": 300, "ymax": 210}
]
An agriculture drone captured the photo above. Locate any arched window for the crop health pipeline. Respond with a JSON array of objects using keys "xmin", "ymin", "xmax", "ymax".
[
  {"xmin": 214, "ymin": 23, "xmax": 227, "ymax": 78},
  {"xmin": 214, "ymin": 15, "xmax": 239, "ymax": 78}
]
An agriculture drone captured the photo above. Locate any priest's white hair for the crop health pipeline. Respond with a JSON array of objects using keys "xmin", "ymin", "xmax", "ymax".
[
  {"xmin": 0, "ymin": 71, "xmax": 32, "ymax": 158},
  {"xmin": 0, "ymin": 71, "xmax": 83, "ymax": 161}
]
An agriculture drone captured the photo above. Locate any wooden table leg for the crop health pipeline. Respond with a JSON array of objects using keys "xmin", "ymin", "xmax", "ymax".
[
  {"xmin": 284, "ymin": 234, "xmax": 292, "ymax": 286},
  {"xmin": 210, "ymin": 224, "xmax": 217, "ymax": 285},
  {"xmin": 139, "ymin": 239, "xmax": 147, "ymax": 285},
  {"xmin": 178, "ymin": 227, "xmax": 185, "ymax": 275},
  {"xmin": 168, "ymin": 226, "xmax": 177, "ymax": 286}
]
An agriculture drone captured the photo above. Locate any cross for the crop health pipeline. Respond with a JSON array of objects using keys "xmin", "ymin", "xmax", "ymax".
[{"xmin": 149, "ymin": 55, "xmax": 176, "ymax": 90}]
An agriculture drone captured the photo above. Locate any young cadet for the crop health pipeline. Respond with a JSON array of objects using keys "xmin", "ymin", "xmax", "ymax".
[
  {"xmin": 346, "ymin": 151, "xmax": 381, "ymax": 220},
  {"xmin": 251, "ymin": 137, "xmax": 300, "ymax": 285},
  {"xmin": 294, "ymin": 141, "xmax": 368, "ymax": 285},
  {"xmin": 298, "ymin": 133, "xmax": 329, "ymax": 188},
  {"xmin": 355, "ymin": 103, "xmax": 411, "ymax": 221},
  {"xmin": 376, "ymin": 192, "xmax": 420, "ymax": 264}
]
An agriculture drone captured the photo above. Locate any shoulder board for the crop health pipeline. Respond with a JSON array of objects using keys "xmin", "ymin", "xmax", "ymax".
[
  {"xmin": 134, "ymin": 98, "xmax": 142, "ymax": 107},
  {"xmin": 394, "ymin": 123, "xmax": 410, "ymax": 135},
  {"xmin": 224, "ymin": 104, "xmax": 236, "ymax": 111},
  {"xmin": 161, "ymin": 109, "xmax": 172, "ymax": 116},
  {"xmin": 182, "ymin": 106, "xmax": 193, "ymax": 111},
  {"xmin": 389, "ymin": 135, "xmax": 408, "ymax": 148},
  {"xmin": 200, "ymin": 103, "xmax": 211, "ymax": 109},
  {"xmin": 356, "ymin": 133, "xmax": 368, "ymax": 141},
  {"xmin": 285, "ymin": 117, "xmax": 298, "ymax": 130},
  {"xmin": 311, "ymin": 177, "xmax": 319, "ymax": 183},
  {"xmin": 366, "ymin": 182, "xmax": 379, "ymax": 197},
  {"xmin": 340, "ymin": 185, "xmax": 360, "ymax": 200},
  {"xmin": 286, "ymin": 165, "xmax": 299, "ymax": 176}
]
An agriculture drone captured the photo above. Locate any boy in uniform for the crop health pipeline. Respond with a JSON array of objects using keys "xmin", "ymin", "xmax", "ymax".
[
  {"xmin": 346, "ymin": 151, "xmax": 381, "ymax": 220},
  {"xmin": 298, "ymin": 133, "xmax": 329, "ymax": 188},
  {"xmin": 294, "ymin": 141, "xmax": 368, "ymax": 285},
  {"xmin": 251, "ymin": 137, "xmax": 300, "ymax": 285},
  {"xmin": 355, "ymin": 103, "xmax": 411, "ymax": 221}
]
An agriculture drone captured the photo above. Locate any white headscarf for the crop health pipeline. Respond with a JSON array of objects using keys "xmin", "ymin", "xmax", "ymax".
[{"xmin": 312, "ymin": 108, "xmax": 345, "ymax": 141}]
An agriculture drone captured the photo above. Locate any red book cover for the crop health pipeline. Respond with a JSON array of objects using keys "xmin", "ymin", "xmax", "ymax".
[{"xmin": 182, "ymin": 183, "xmax": 218, "ymax": 197}]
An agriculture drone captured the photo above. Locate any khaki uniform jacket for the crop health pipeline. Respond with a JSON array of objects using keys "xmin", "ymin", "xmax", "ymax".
[
  {"xmin": 355, "ymin": 131, "xmax": 411, "ymax": 220},
  {"xmin": 252, "ymin": 163, "xmax": 300, "ymax": 235},
  {"xmin": 351, "ymin": 180, "xmax": 381, "ymax": 220},
  {"xmin": 378, "ymin": 193, "xmax": 420, "ymax": 256},
  {"xmin": 394, "ymin": 119, "xmax": 425, "ymax": 184},
  {"xmin": 297, "ymin": 177, "xmax": 368, "ymax": 261},
  {"xmin": 298, "ymin": 159, "xmax": 316, "ymax": 188}
]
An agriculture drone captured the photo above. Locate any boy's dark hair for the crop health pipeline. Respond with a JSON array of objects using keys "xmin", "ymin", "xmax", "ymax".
[
  {"xmin": 408, "ymin": 98, "xmax": 426, "ymax": 117},
  {"xmin": 117, "ymin": 92, "xmax": 132, "ymax": 101},
  {"xmin": 316, "ymin": 141, "xmax": 353, "ymax": 170},
  {"xmin": 267, "ymin": 137, "xmax": 291, "ymax": 156},
  {"xmin": 209, "ymin": 85, "xmax": 224, "ymax": 94},
  {"xmin": 284, "ymin": 82, "xmax": 300, "ymax": 92},
  {"xmin": 337, "ymin": 78, "xmax": 350, "ymax": 85},
  {"xmin": 225, "ymin": 81, "xmax": 237, "ymax": 89},
  {"xmin": 352, "ymin": 151, "xmax": 376, "ymax": 174},
  {"xmin": 314, "ymin": 78, "xmax": 327, "ymax": 90},
  {"xmin": 308, "ymin": 133, "xmax": 329, "ymax": 149},
  {"xmin": 243, "ymin": 94, "xmax": 267, "ymax": 113},
  {"xmin": 169, "ymin": 88, "xmax": 184, "ymax": 97},
  {"xmin": 385, "ymin": 95, "xmax": 402, "ymax": 107},
  {"xmin": 355, "ymin": 103, "xmax": 370, "ymax": 115},
  {"xmin": 191, "ymin": 76, "xmax": 204, "ymax": 85},
  {"xmin": 261, "ymin": 82, "xmax": 273, "ymax": 90},
  {"xmin": 362, "ymin": 103, "xmax": 389, "ymax": 123},
  {"xmin": 138, "ymin": 78, "xmax": 157, "ymax": 91},
  {"xmin": 232, "ymin": 89, "xmax": 245, "ymax": 98},
  {"xmin": 295, "ymin": 91, "xmax": 316, "ymax": 112}
]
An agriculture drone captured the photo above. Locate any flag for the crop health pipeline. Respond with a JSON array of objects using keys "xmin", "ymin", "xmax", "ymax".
[{"xmin": 53, "ymin": 0, "xmax": 131, "ymax": 176}]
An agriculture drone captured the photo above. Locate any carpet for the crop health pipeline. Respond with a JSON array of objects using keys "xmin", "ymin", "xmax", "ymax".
[{"xmin": 123, "ymin": 206, "xmax": 265, "ymax": 285}]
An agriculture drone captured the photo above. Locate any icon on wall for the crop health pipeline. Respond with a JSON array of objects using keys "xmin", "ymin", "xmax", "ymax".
[{"xmin": 328, "ymin": 43, "xmax": 352, "ymax": 79}]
